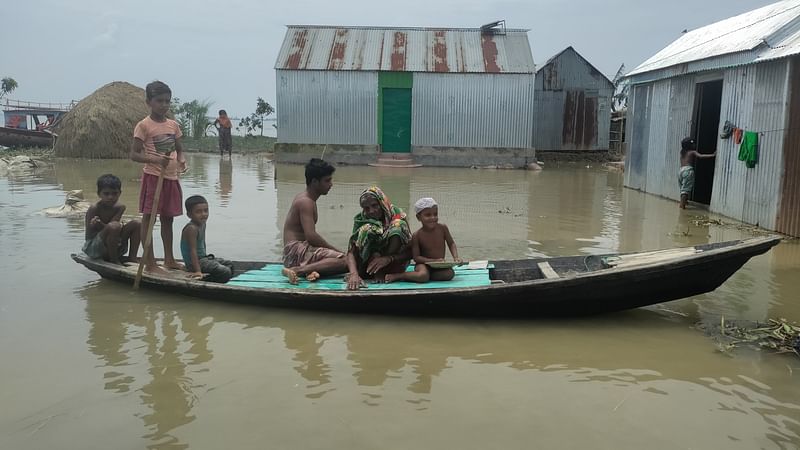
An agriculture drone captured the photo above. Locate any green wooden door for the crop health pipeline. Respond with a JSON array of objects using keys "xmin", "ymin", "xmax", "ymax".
[{"xmin": 381, "ymin": 88, "xmax": 412, "ymax": 153}]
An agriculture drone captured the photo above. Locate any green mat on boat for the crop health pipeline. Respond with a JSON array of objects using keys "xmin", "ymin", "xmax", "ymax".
[{"xmin": 228, "ymin": 263, "xmax": 491, "ymax": 290}]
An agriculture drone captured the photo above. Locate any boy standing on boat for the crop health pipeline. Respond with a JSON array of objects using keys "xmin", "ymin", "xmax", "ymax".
[
  {"xmin": 83, "ymin": 174, "xmax": 141, "ymax": 264},
  {"xmin": 180, "ymin": 195, "xmax": 233, "ymax": 283},
  {"xmin": 281, "ymin": 158, "xmax": 348, "ymax": 284},
  {"xmin": 385, "ymin": 197, "xmax": 461, "ymax": 284},
  {"xmin": 130, "ymin": 81, "xmax": 186, "ymax": 276}
]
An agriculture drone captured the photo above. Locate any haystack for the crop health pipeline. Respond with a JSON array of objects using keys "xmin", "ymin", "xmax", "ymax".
[{"xmin": 54, "ymin": 81, "xmax": 149, "ymax": 158}]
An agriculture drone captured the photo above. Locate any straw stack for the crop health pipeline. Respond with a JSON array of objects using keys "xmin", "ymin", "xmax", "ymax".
[{"xmin": 54, "ymin": 81, "xmax": 149, "ymax": 158}]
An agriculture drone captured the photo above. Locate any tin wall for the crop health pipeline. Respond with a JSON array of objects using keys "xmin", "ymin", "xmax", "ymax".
[
  {"xmin": 276, "ymin": 70, "xmax": 378, "ymax": 145},
  {"xmin": 625, "ymin": 60, "xmax": 790, "ymax": 232},
  {"xmin": 411, "ymin": 73, "xmax": 535, "ymax": 149},
  {"xmin": 533, "ymin": 49, "xmax": 614, "ymax": 151},
  {"xmin": 624, "ymin": 84, "xmax": 651, "ymax": 191},
  {"xmin": 711, "ymin": 60, "xmax": 787, "ymax": 230},
  {"xmin": 778, "ymin": 57, "xmax": 800, "ymax": 236}
]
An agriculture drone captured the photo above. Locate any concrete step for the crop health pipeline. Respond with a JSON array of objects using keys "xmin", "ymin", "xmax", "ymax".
[{"xmin": 368, "ymin": 155, "xmax": 422, "ymax": 168}]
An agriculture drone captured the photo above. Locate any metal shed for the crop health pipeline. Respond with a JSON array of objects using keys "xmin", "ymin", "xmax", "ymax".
[
  {"xmin": 274, "ymin": 24, "xmax": 537, "ymax": 167},
  {"xmin": 624, "ymin": 0, "xmax": 800, "ymax": 237},
  {"xmin": 533, "ymin": 47, "xmax": 614, "ymax": 152}
]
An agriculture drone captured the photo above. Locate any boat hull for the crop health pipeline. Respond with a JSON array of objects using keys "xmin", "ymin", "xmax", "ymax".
[
  {"xmin": 0, "ymin": 126, "xmax": 53, "ymax": 148},
  {"xmin": 71, "ymin": 237, "xmax": 781, "ymax": 316}
]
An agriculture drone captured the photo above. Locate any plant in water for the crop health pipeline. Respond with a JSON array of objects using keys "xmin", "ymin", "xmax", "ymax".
[{"xmin": 699, "ymin": 317, "xmax": 800, "ymax": 358}]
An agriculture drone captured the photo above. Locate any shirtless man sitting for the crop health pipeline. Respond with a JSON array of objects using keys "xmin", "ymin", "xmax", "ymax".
[{"xmin": 282, "ymin": 158, "xmax": 349, "ymax": 284}]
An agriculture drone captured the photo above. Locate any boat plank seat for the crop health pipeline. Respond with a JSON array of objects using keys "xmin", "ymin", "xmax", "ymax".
[{"xmin": 537, "ymin": 262, "xmax": 560, "ymax": 279}]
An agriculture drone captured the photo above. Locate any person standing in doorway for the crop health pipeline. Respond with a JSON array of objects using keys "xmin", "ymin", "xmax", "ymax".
[
  {"xmin": 678, "ymin": 137, "xmax": 716, "ymax": 209},
  {"xmin": 213, "ymin": 110, "xmax": 233, "ymax": 157}
]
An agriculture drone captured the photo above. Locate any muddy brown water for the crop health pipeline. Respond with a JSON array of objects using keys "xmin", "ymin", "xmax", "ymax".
[{"xmin": 1, "ymin": 154, "xmax": 798, "ymax": 449}]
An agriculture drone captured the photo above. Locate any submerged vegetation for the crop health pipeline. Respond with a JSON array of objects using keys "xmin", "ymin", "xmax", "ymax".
[
  {"xmin": 699, "ymin": 317, "xmax": 800, "ymax": 359},
  {"xmin": 688, "ymin": 215, "xmax": 784, "ymax": 237}
]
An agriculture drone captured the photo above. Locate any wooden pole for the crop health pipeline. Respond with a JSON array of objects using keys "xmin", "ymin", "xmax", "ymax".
[{"xmin": 133, "ymin": 171, "xmax": 165, "ymax": 289}]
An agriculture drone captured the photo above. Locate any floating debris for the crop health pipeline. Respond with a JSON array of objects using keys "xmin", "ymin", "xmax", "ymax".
[
  {"xmin": 42, "ymin": 190, "xmax": 91, "ymax": 218},
  {"xmin": 697, "ymin": 317, "xmax": 800, "ymax": 358},
  {"xmin": 690, "ymin": 215, "xmax": 776, "ymax": 236}
]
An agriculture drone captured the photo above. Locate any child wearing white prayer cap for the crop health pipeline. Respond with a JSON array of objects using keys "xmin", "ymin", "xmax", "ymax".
[{"xmin": 385, "ymin": 197, "xmax": 461, "ymax": 283}]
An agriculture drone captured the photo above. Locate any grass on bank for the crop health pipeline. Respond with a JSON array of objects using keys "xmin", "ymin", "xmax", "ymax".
[
  {"xmin": 182, "ymin": 136, "xmax": 275, "ymax": 154},
  {"xmin": 1, "ymin": 135, "xmax": 276, "ymax": 158}
]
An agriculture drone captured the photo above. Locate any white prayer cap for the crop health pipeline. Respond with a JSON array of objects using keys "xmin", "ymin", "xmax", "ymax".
[{"xmin": 414, "ymin": 197, "xmax": 438, "ymax": 214}]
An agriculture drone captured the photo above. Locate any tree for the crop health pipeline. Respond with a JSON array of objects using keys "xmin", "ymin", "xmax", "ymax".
[
  {"xmin": 170, "ymin": 97, "xmax": 191, "ymax": 136},
  {"xmin": 254, "ymin": 97, "xmax": 275, "ymax": 137},
  {"xmin": 611, "ymin": 64, "xmax": 629, "ymax": 113},
  {"xmin": 1, "ymin": 77, "xmax": 18, "ymax": 100},
  {"xmin": 171, "ymin": 98, "xmax": 213, "ymax": 139},
  {"xmin": 239, "ymin": 97, "xmax": 275, "ymax": 137}
]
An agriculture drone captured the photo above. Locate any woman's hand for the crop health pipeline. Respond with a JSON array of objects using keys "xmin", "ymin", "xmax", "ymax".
[
  {"xmin": 366, "ymin": 255, "xmax": 393, "ymax": 275},
  {"xmin": 347, "ymin": 273, "xmax": 364, "ymax": 290}
]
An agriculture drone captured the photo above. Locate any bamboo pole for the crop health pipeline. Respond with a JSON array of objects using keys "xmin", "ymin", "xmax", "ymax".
[{"xmin": 133, "ymin": 171, "xmax": 165, "ymax": 289}]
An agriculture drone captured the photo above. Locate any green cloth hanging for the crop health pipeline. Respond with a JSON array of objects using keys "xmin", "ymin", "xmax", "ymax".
[{"xmin": 738, "ymin": 131, "xmax": 758, "ymax": 168}]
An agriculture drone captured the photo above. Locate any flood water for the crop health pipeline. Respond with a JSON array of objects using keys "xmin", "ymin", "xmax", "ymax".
[{"xmin": 1, "ymin": 154, "xmax": 799, "ymax": 449}]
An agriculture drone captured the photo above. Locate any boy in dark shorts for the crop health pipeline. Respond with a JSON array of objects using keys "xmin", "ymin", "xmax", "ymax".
[
  {"xmin": 385, "ymin": 197, "xmax": 461, "ymax": 283},
  {"xmin": 83, "ymin": 174, "xmax": 141, "ymax": 263},
  {"xmin": 180, "ymin": 195, "xmax": 234, "ymax": 283}
]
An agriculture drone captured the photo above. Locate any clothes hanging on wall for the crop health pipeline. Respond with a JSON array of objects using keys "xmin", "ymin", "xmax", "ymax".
[
  {"xmin": 738, "ymin": 131, "xmax": 758, "ymax": 168},
  {"xmin": 733, "ymin": 127, "xmax": 744, "ymax": 144},
  {"xmin": 720, "ymin": 120, "xmax": 734, "ymax": 139}
]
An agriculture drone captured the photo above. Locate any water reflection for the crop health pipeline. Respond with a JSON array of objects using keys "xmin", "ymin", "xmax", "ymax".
[
  {"xmin": 77, "ymin": 280, "xmax": 800, "ymax": 448},
  {"xmin": 82, "ymin": 282, "xmax": 212, "ymax": 449},
  {"xmin": 216, "ymin": 158, "xmax": 232, "ymax": 205}
]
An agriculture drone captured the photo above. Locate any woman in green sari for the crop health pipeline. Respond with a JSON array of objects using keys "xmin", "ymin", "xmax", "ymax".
[{"xmin": 346, "ymin": 186, "xmax": 412, "ymax": 290}]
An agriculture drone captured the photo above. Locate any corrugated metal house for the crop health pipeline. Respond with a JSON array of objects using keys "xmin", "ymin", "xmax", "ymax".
[
  {"xmin": 533, "ymin": 47, "xmax": 614, "ymax": 152},
  {"xmin": 274, "ymin": 25, "xmax": 537, "ymax": 167},
  {"xmin": 624, "ymin": 0, "xmax": 800, "ymax": 237}
]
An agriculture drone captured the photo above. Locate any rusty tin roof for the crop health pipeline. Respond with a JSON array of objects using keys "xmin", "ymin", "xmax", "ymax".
[{"xmin": 275, "ymin": 25, "xmax": 535, "ymax": 73}]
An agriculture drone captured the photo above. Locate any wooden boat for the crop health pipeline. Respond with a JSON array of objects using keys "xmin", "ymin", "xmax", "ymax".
[
  {"xmin": 0, "ymin": 126, "xmax": 54, "ymax": 148},
  {"xmin": 71, "ymin": 236, "xmax": 781, "ymax": 316},
  {"xmin": 2, "ymin": 98, "xmax": 72, "ymax": 148}
]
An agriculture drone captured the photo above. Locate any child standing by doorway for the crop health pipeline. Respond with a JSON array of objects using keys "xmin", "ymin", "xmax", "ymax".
[
  {"xmin": 678, "ymin": 137, "xmax": 716, "ymax": 209},
  {"xmin": 130, "ymin": 80, "xmax": 186, "ymax": 275}
]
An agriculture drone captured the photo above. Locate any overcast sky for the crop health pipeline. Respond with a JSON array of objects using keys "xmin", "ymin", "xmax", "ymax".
[{"xmin": 2, "ymin": 0, "xmax": 776, "ymax": 119}]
